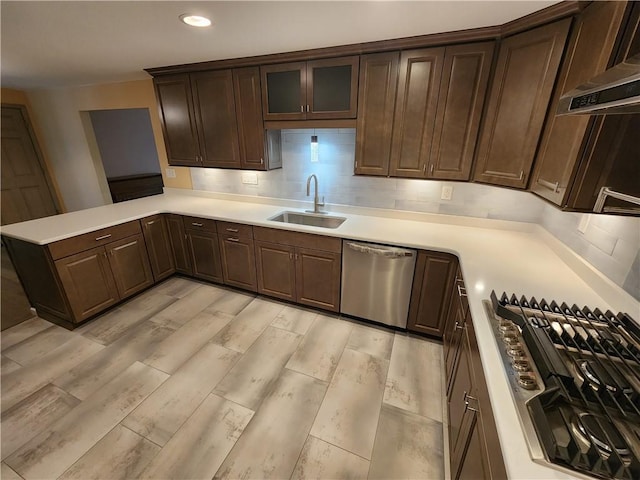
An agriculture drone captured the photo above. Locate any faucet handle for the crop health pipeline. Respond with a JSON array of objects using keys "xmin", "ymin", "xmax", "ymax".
[{"xmin": 318, "ymin": 196, "xmax": 325, "ymax": 207}]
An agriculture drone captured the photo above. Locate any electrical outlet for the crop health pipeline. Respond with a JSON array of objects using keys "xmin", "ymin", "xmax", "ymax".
[
  {"xmin": 165, "ymin": 168, "xmax": 176, "ymax": 178},
  {"xmin": 241, "ymin": 172, "xmax": 258, "ymax": 185},
  {"xmin": 441, "ymin": 185, "xmax": 453, "ymax": 200}
]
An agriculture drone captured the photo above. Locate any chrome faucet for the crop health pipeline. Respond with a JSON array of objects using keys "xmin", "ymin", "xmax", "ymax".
[{"xmin": 306, "ymin": 174, "xmax": 326, "ymax": 214}]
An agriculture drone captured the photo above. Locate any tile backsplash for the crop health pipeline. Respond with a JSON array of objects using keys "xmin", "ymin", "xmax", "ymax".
[{"xmin": 191, "ymin": 129, "xmax": 639, "ymax": 301}]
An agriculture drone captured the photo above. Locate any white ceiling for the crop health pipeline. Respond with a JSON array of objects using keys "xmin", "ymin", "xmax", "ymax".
[{"xmin": 1, "ymin": 1, "xmax": 559, "ymax": 90}]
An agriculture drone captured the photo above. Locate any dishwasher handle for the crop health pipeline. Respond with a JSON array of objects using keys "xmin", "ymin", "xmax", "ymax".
[{"xmin": 345, "ymin": 242, "xmax": 414, "ymax": 258}]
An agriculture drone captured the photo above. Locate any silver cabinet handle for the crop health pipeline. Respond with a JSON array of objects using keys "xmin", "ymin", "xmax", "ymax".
[
  {"xmin": 306, "ymin": 104, "xmax": 310, "ymax": 112},
  {"xmin": 300, "ymin": 105, "xmax": 304, "ymax": 113},
  {"xmin": 537, "ymin": 177, "xmax": 560, "ymax": 193},
  {"xmin": 191, "ymin": 222, "xmax": 203, "ymax": 227},
  {"xmin": 594, "ymin": 186, "xmax": 640, "ymax": 213},
  {"xmin": 463, "ymin": 391, "xmax": 479, "ymax": 413},
  {"xmin": 95, "ymin": 234, "xmax": 112, "ymax": 241},
  {"xmin": 519, "ymin": 170, "xmax": 524, "ymax": 181},
  {"xmin": 226, "ymin": 228, "xmax": 239, "ymax": 233},
  {"xmin": 430, "ymin": 164, "xmax": 434, "ymax": 174},
  {"xmin": 227, "ymin": 237, "xmax": 239, "ymax": 242},
  {"xmin": 454, "ymin": 321, "xmax": 465, "ymax": 330},
  {"xmin": 457, "ymin": 285, "xmax": 467, "ymax": 297}
]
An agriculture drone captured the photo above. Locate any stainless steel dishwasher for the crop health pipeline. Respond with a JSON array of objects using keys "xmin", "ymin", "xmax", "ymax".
[{"xmin": 340, "ymin": 240, "xmax": 417, "ymax": 328}]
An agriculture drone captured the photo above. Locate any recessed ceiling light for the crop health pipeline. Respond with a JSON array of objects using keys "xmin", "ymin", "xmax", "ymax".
[{"xmin": 179, "ymin": 14, "xmax": 212, "ymax": 28}]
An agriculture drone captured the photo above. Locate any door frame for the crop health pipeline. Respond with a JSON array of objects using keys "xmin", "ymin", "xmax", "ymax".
[{"xmin": 1, "ymin": 103, "xmax": 64, "ymax": 216}]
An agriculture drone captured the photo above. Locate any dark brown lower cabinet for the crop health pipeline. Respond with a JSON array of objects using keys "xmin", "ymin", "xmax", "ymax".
[
  {"xmin": 447, "ymin": 305, "xmax": 507, "ymax": 480},
  {"xmin": 219, "ymin": 232, "xmax": 257, "ymax": 292},
  {"xmin": 407, "ymin": 251, "xmax": 458, "ymax": 337},
  {"xmin": 54, "ymin": 246, "xmax": 120, "ymax": 321},
  {"xmin": 166, "ymin": 214, "xmax": 192, "ymax": 275},
  {"xmin": 295, "ymin": 247, "xmax": 341, "ymax": 311},
  {"xmin": 444, "ymin": 267, "xmax": 468, "ymax": 391},
  {"xmin": 52, "ymin": 233, "xmax": 153, "ymax": 323},
  {"xmin": 141, "ymin": 215, "xmax": 176, "ymax": 281},
  {"xmin": 255, "ymin": 241, "xmax": 296, "ymax": 301},
  {"xmin": 105, "ymin": 234, "xmax": 154, "ymax": 298},
  {"xmin": 254, "ymin": 227, "xmax": 342, "ymax": 312},
  {"xmin": 185, "ymin": 229, "xmax": 223, "ymax": 283}
]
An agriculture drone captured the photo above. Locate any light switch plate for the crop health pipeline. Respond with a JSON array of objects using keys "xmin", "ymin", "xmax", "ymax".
[
  {"xmin": 242, "ymin": 172, "xmax": 258, "ymax": 185},
  {"xmin": 165, "ymin": 168, "xmax": 176, "ymax": 178},
  {"xmin": 441, "ymin": 185, "xmax": 453, "ymax": 200}
]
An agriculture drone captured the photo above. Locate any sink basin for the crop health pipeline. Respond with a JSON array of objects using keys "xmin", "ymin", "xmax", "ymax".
[{"xmin": 269, "ymin": 211, "xmax": 346, "ymax": 229}]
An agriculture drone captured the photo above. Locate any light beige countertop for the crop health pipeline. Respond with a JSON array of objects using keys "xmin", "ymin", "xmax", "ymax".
[{"xmin": 2, "ymin": 188, "xmax": 639, "ymax": 479}]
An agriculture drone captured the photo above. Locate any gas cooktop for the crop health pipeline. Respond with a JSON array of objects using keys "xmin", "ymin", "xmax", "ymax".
[{"xmin": 486, "ymin": 291, "xmax": 640, "ymax": 480}]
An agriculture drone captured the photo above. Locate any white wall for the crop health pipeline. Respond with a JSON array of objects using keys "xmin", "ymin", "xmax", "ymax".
[{"xmin": 192, "ymin": 129, "xmax": 640, "ymax": 300}]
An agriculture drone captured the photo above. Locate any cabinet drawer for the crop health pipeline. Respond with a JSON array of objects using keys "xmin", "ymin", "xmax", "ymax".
[
  {"xmin": 48, "ymin": 221, "xmax": 142, "ymax": 260},
  {"xmin": 253, "ymin": 227, "xmax": 341, "ymax": 253},
  {"xmin": 183, "ymin": 216, "xmax": 217, "ymax": 233},
  {"xmin": 217, "ymin": 221, "xmax": 253, "ymax": 238}
]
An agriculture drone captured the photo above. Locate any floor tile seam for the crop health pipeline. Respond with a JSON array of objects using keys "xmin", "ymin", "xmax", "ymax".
[
  {"xmin": 2, "ymin": 325, "xmax": 64, "ymax": 354},
  {"xmin": 3, "ymin": 331, "xmax": 84, "ymax": 368},
  {"xmin": 1, "ymin": 354, "xmax": 24, "ymax": 368},
  {"xmin": 380, "ymin": 398, "xmax": 445, "ymax": 425},
  {"xmin": 310, "ymin": 434, "xmax": 373, "ymax": 463},
  {"xmin": 0, "ymin": 462, "xmax": 25, "ymax": 480},
  {"xmin": 282, "ymin": 366, "xmax": 330, "ymax": 384}
]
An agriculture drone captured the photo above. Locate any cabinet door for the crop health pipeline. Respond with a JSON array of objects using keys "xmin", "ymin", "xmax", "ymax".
[
  {"xmin": 219, "ymin": 234, "xmax": 257, "ymax": 292},
  {"xmin": 255, "ymin": 240, "xmax": 296, "ymax": 302},
  {"xmin": 261, "ymin": 62, "xmax": 306, "ymax": 121},
  {"xmin": 106, "ymin": 234, "xmax": 154, "ymax": 299},
  {"xmin": 153, "ymin": 75, "xmax": 200, "ymax": 167},
  {"xmin": 54, "ymin": 246, "xmax": 119, "ymax": 322},
  {"xmin": 430, "ymin": 42, "xmax": 495, "ymax": 181},
  {"xmin": 448, "ymin": 325, "xmax": 476, "ymax": 477},
  {"xmin": 307, "ymin": 56, "xmax": 359, "ymax": 119},
  {"xmin": 141, "ymin": 215, "xmax": 175, "ymax": 282},
  {"xmin": 233, "ymin": 67, "xmax": 267, "ymax": 170},
  {"xmin": 355, "ymin": 52, "xmax": 399, "ymax": 176},
  {"xmin": 186, "ymin": 230, "xmax": 223, "ymax": 283},
  {"xmin": 166, "ymin": 214, "xmax": 192, "ymax": 275},
  {"xmin": 407, "ymin": 251, "xmax": 458, "ymax": 337},
  {"xmin": 473, "ymin": 19, "xmax": 570, "ymax": 188},
  {"xmin": 191, "ymin": 70, "xmax": 241, "ymax": 168},
  {"xmin": 532, "ymin": 2, "xmax": 627, "ymax": 206},
  {"xmin": 389, "ymin": 48, "xmax": 445, "ymax": 178},
  {"xmin": 295, "ymin": 247, "xmax": 341, "ymax": 312}
]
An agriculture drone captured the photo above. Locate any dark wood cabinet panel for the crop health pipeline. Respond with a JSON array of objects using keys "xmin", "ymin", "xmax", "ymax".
[
  {"xmin": 261, "ymin": 57, "xmax": 359, "ymax": 121},
  {"xmin": 355, "ymin": 51, "xmax": 399, "ymax": 176},
  {"xmin": 255, "ymin": 240, "xmax": 296, "ymax": 302},
  {"xmin": 430, "ymin": 42, "xmax": 495, "ymax": 181},
  {"xmin": 186, "ymin": 230, "xmax": 223, "ymax": 283},
  {"xmin": 233, "ymin": 67, "xmax": 268, "ymax": 170},
  {"xmin": 105, "ymin": 234, "xmax": 154, "ymax": 299},
  {"xmin": 473, "ymin": 19, "xmax": 571, "ymax": 188},
  {"xmin": 219, "ymin": 233, "xmax": 257, "ymax": 292},
  {"xmin": 444, "ymin": 270, "xmax": 468, "ymax": 396},
  {"xmin": 407, "ymin": 251, "xmax": 458, "ymax": 337},
  {"xmin": 191, "ymin": 70, "xmax": 241, "ymax": 168},
  {"xmin": 389, "ymin": 48, "xmax": 445, "ymax": 178},
  {"xmin": 166, "ymin": 214, "xmax": 192, "ymax": 275},
  {"xmin": 254, "ymin": 230, "xmax": 341, "ymax": 312},
  {"xmin": 532, "ymin": 1, "xmax": 628, "ymax": 207},
  {"xmin": 307, "ymin": 56, "xmax": 359, "ymax": 119},
  {"xmin": 261, "ymin": 62, "xmax": 307, "ymax": 121},
  {"xmin": 54, "ymin": 246, "xmax": 119, "ymax": 322},
  {"xmin": 295, "ymin": 247, "xmax": 341, "ymax": 312},
  {"xmin": 141, "ymin": 215, "xmax": 175, "ymax": 282},
  {"xmin": 153, "ymin": 75, "xmax": 200, "ymax": 167},
  {"xmin": 448, "ymin": 312, "xmax": 507, "ymax": 480}
]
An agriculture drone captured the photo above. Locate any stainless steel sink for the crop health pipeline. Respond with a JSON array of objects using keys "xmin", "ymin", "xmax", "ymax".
[{"xmin": 269, "ymin": 211, "xmax": 346, "ymax": 229}]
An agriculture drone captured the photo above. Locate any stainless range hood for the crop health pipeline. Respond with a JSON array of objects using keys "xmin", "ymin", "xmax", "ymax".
[{"xmin": 557, "ymin": 53, "xmax": 640, "ymax": 115}]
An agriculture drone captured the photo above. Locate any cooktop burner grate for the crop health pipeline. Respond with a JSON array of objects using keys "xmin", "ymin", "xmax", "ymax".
[{"xmin": 490, "ymin": 291, "xmax": 640, "ymax": 480}]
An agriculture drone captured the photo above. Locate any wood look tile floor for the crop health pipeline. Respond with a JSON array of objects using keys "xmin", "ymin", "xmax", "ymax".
[{"xmin": 1, "ymin": 277, "xmax": 446, "ymax": 479}]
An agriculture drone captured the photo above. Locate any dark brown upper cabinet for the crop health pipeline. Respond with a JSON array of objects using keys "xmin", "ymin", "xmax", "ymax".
[
  {"xmin": 473, "ymin": 19, "xmax": 571, "ymax": 189},
  {"xmin": 154, "ymin": 69, "xmax": 280, "ymax": 171},
  {"xmin": 389, "ymin": 48, "xmax": 445, "ymax": 178},
  {"xmin": 355, "ymin": 51, "xmax": 400, "ymax": 176},
  {"xmin": 532, "ymin": 2, "xmax": 639, "ymax": 214},
  {"xmin": 191, "ymin": 70, "xmax": 242, "ymax": 168},
  {"xmin": 429, "ymin": 42, "xmax": 495, "ymax": 181},
  {"xmin": 260, "ymin": 56, "xmax": 359, "ymax": 121},
  {"xmin": 153, "ymin": 75, "xmax": 200, "ymax": 167}
]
